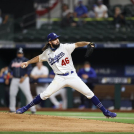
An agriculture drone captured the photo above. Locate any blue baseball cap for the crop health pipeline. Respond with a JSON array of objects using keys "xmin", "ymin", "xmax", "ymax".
[
  {"xmin": 17, "ymin": 47, "xmax": 23, "ymax": 54},
  {"xmin": 47, "ymin": 33, "xmax": 60, "ymax": 41}
]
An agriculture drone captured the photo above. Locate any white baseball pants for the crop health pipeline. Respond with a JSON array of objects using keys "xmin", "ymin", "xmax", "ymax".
[
  {"xmin": 9, "ymin": 77, "xmax": 36, "ymax": 112},
  {"xmin": 40, "ymin": 72, "xmax": 94, "ymax": 102}
]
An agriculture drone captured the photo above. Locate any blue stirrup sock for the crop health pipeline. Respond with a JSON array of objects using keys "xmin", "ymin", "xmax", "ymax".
[
  {"xmin": 91, "ymin": 95, "xmax": 107, "ymax": 113},
  {"xmin": 25, "ymin": 94, "xmax": 43, "ymax": 110}
]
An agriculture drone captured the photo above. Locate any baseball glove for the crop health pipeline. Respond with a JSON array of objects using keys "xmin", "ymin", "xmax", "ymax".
[{"xmin": 85, "ymin": 42, "xmax": 95, "ymax": 58}]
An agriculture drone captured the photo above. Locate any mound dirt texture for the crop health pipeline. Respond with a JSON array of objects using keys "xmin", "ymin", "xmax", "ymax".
[{"xmin": 0, "ymin": 112, "xmax": 134, "ymax": 132}]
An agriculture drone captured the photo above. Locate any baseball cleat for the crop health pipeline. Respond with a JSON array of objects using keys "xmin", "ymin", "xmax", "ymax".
[
  {"xmin": 103, "ymin": 110, "xmax": 117, "ymax": 118},
  {"xmin": 16, "ymin": 106, "xmax": 27, "ymax": 114}
]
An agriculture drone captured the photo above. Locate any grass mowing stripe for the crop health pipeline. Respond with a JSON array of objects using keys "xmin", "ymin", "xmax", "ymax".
[
  {"xmin": 1, "ymin": 111, "xmax": 134, "ymax": 118},
  {"xmin": 33, "ymin": 112, "xmax": 134, "ymax": 118},
  {"xmin": 1, "ymin": 132, "xmax": 134, "ymax": 134}
]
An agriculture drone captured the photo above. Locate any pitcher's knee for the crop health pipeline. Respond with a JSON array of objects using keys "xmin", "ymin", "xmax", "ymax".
[
  {"xmin": 40, "ymin": 91, "xmax": 51, "ymax": 100},
  {"xmin": 85, "ymin": 91, "xmax": 94, "ymax": 99}
]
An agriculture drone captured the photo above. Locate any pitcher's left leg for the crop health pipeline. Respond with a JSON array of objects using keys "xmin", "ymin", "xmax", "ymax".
[
  {"xmin": 68, "ymin": 76, "xmax": 94, "ymax": 99},
  {"xmin": 68, "ymin": 76, "xmax": 117, "ymax": 118}
]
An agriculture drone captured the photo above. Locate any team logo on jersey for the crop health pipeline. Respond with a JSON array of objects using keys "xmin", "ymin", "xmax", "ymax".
[
  {"xmin": 11, "ymin": 62, "xmax": 22, "ymax": 68},
  {"xmin": 48, "ymin": 52, "xmax": 65, "ymax": 65}
]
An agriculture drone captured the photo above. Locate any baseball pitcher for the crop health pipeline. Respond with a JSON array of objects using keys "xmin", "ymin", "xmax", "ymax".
[{"xmin": 16, "ymin": 33, "xmax": 117, "ymax": 118}]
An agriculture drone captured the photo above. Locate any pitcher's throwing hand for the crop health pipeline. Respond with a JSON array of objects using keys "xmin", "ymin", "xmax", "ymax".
[{"xmin": 21, "ymin": 62, "xmax": 28, "ymax": 68}]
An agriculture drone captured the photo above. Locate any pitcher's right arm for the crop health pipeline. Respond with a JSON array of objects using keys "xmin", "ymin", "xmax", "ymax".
[{"xmin": 21, "ymin": 56, "xmax": 39, "ymax": 68}]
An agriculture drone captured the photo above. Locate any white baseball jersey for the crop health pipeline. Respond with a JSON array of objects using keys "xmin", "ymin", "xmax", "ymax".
[
  {"xmin": 39, "ymin": 43, "xmax": 76, "ymax": 74},
  {"xmin": 38, "ymin": 43, "xmax": 94, "ymax": 102},
  {"xmin": 31, "ymin": 66, "xmax": 49, "ymax": 76}
]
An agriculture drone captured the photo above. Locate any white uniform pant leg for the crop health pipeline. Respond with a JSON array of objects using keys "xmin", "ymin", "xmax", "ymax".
[
  {"xmin": 19, "ymin": 77, "xmax": 36, "ymax": 112},
  {"xmin": 9, "ymin": 78, "xmax": 19, "ymax": 111},
  {"xmin": 40, "ymin": 75, "xmax": 65, "ymax": 100},
  {"xmin": 68, "ymin": 75, "xmax": 94, "ymax": 99}
]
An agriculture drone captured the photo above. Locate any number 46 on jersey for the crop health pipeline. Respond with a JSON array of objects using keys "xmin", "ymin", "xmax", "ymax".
[{"xmin": 61, "ymin": 57, "xmax": 69, "ymax": 66}]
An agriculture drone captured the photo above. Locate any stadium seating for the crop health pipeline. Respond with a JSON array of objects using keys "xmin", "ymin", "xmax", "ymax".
[
  {"xmin": 12, "ymin": 4, "xmax": 134, "ymax": 43},
  {"xmin": 13, "ymin": 20, "xmax": 133, "ymax": 42},
  {"xmin": 14, "ymin": 18, "xmax": 134, "ymax": 43}
]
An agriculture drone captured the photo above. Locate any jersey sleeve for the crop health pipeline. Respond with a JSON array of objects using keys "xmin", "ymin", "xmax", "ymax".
[
  {"xmin": 63, "ymin": 43, "xmax": 75, "ymax": 54},
  {"xmin": 39, "ymin": 51, "xmax": 47, "ymax": 62}
]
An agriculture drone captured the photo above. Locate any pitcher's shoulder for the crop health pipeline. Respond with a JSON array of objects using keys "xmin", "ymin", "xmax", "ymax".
[
  {"xmin": 61, "ymin": 43, "xmax": 68, "ymax": 45},
  {"xmin": 60, "ymin": 43, "xmax": 69, "ymax": 48},
  {"xmin": 42, "ymin": 48, "xmax": 50, "ymax": 54},
  {"xmin": 60, "ymin": 43, "xmax": 65, "ymax": 46}
]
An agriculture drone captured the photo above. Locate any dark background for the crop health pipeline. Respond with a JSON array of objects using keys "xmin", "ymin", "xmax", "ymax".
[
  {"xmin": 0, "ymin": 0, "xmax": 36, "ymax": 31},
  {"xmin": 0, "ymin": 0, "xmax": 35, "ymax": 18},
  {"xmin": 0, "ymin": 48, "xmax": 133, "ymax": 67}
]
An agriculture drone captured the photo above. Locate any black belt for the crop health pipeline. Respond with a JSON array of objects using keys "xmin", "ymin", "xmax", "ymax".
[{"xmin": 57, "ymin": 71, "xmax": 74, "ymax": 76}]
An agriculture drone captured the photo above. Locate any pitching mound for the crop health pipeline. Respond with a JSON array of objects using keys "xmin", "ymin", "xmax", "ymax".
[{"xmin": 0, "ymin": 112, "xmax": 134, "ymax": 132}]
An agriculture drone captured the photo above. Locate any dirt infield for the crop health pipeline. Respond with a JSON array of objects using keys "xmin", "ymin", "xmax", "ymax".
[{"xmin": 0, "ymin": 112, "xmax": 134, "ymax": 132}]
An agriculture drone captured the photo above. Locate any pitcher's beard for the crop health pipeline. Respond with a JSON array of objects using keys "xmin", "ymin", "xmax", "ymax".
[{"xmin": 52, "ymin": 42, "xmax": 60, "ymax": 49}]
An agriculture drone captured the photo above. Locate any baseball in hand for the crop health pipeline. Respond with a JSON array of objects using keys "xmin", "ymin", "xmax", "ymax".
[{"xmin": 22, "ymin": 65, "xmax": 26, "ymax": 68}]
